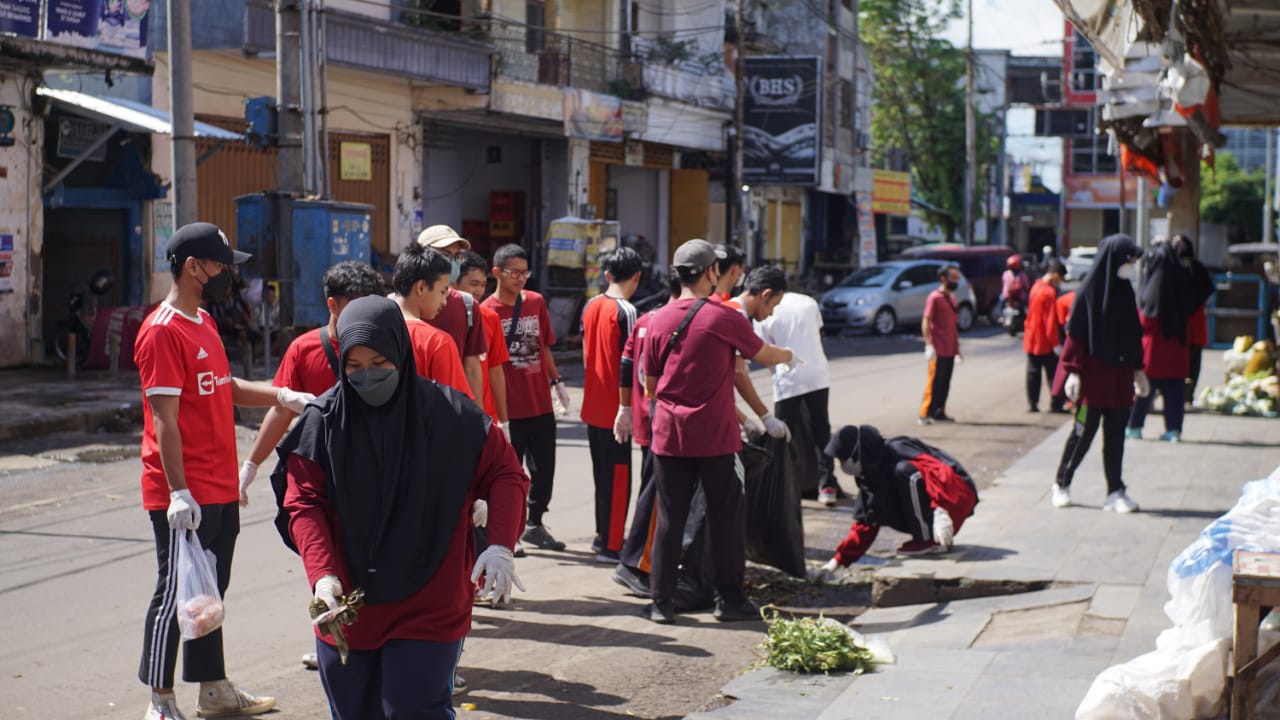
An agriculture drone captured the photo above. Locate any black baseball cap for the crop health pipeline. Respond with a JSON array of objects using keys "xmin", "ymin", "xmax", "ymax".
[{"xmin": 168, "ymin": 222, "xmax": 251, "ymax": 266}]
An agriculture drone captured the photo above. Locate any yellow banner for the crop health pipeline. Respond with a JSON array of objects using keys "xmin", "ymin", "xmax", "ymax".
[{"xmin": 872, "ymin": 169, "xmax": 911, "ymax": 215}]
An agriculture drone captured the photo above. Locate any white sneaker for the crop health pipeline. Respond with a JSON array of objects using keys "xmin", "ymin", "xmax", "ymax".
[
  {"xmin": 301, "ymin": 652, "xmax": 318, "ymax": 670},
  {"xmin": 818, "ymin": 487, "xmax": 838, "ymax": 507},
  {"xmin": 196, "ymin": 680, "xmax": 276, "ymax": 717},
  {"xmin": 932, "ymin": 510, "xmax": 954, "ymax": 549},
  {"xmin": 1051, "ymin": 484, "xmax": 1071, "ymax": 508},
  {"xmin": 1103, "ymin": 490, "xmax": 1139, "ymax": 514},
  {"xmin": 145, "ymin": 691, "xmax": 187, "ymax": 720}
]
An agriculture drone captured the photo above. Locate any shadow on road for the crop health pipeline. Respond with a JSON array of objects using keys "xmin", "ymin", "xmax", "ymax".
[
  {"xmin": 456, "ymin": 670, "xmax": 661, "ymax": 720},
  {"xmin": 469, "ymin": 605, "xmax": 716, "ymax": 657}
]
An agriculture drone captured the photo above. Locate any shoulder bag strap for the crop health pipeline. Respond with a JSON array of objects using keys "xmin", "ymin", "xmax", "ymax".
[
  {"xmin": 658, "ymin": 298, "xmax": 709, "ymax": 371},
  {"xmin": 318, "ymin": 326, "xmax": 341, "ymax": 377},
  {"xmin": 504, "ymin": 292, "xmax": 524, "ymax": 351}
]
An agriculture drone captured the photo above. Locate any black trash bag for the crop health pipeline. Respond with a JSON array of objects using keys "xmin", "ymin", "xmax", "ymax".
[
  {"xmin": 741, "ymin": 435, "xmax": 806, "ymax": 578},
  {"xmin": 674, "ymin": 487, "xmax": 716, "ymax": 612},
  {"xmin": 781, "ymin": 405, "xmax": 820, "ymax": 498}
]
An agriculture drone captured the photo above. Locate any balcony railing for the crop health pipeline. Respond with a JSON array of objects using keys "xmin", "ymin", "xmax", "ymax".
[{"xmin": 486, "ymin": 17, "xmax": 626, "ymax": 97}]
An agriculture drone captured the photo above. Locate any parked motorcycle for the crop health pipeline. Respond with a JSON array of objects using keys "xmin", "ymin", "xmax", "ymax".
[
  {"xmin": 54, "ymin": 269, "xmax": 114, "ymax": 367},
  {"xmin": 1000, "ymin": 297, "xmax": 1025, "ymax": 337}
]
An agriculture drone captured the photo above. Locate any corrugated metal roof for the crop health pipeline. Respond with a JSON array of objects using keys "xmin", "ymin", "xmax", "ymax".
[{"xmin": 35, "ymin": 87, "xmax": 245, "ymax": 140}]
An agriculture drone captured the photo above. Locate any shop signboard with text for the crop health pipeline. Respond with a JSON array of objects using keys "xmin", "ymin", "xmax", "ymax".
[
  {"xmin": 742, "ymin": 56, "xmax": 820, "ymax": 186},
  {"xmin": 0, "ymin": 0, "xmax": 149, "ymax": 58}
]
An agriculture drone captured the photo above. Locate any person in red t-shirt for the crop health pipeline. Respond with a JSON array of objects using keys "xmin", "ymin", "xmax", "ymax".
[
  {"xmin": 484, "ymin": 243, "xmax": 570, "ymax": 552},
  {"xmin": 920, "ymin": 265, "xmax": 962, "ymax": 424},
  {"xmin": 274, "ymin": 296, "xmax": 528, "ymax": 719},
  {"xmin": 417, "ymin": 225, "xmax": 488, "ymax": 401},
  {"xmin": 1024, "ymin": 260, "xmax": 1067, "ymax": 414},
  {"xmin": 390, "ymin": 243, "xmax": 471, "ymax": 397},
  {"xmin": 455, "ymin": 250, "xmax": 510, "ymax": 430},
  {"xmin": 639, "ymin": 239, "xmax": 795, "ymax": 625},
  {"xmin": 712, "ymin": 242, "xmax": 746, "ymax": 304},
  {"xmin": 581, "ymin": 248, "xmax": 642, "ymax": 562},
  {"xmin": 240, "ymin": 261, "xmax": 386, "ymax": 510},
  {"xmin": 134, "ymin": 223, "xmax": 314, "ymax": 720}
]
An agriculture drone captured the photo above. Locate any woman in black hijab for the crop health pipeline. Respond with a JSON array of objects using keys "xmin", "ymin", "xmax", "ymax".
[
  {"xmin": 1051, "ymin": 234, "xmax": 1149, "ymax": 514},
  {"xmin": 272, "ymin": 296, "xmax": 528, "ymax": 720},
  {"xmin": 1171, "ymin": 234, "xmax": 1216, "ymax": 401}
]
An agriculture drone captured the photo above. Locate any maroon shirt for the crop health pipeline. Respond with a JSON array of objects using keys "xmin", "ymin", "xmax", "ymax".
[
  {"xmin": 483, "ymin": 291, "xmax": 556, "ymax": 420},
  {"xmin": 623, "ymin": 311, "xmax": 655, "ymax": 447},
  {"xmin": 427, "ymin": 288, "xmax": 487, "ymax": 359},
  {"xmin": 1140, "ymin": 313, "xmax": 1190, "ymax": 380},
  {"xmin": 1053, "ymin": 335, "xmax": 1138, "ymax": 409},
  {"xmin": 283, "ymin": 424, "xmax": 528, "ymax": 649},
  {"xmin": 641, "ymin": 297, "xmax": 764, "ymax": 458},
  {"xmin": 924, "ymin": 290, "xmax": 959, "ymax": 357}
]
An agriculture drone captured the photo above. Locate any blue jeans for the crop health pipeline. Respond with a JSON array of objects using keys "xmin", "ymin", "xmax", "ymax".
[{"xmin": 317, "ymin": 637, "xmax": 463, "ymax": 720}]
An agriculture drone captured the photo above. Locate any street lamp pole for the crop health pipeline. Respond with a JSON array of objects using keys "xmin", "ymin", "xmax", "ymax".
[{"xmin": 964, "ymin": 0, "xmax": 975, "ymax": 246}]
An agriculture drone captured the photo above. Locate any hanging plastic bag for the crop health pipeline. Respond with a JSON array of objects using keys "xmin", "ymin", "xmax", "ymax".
[
  {"xmin": 175, "ymin": 530, "xmax": 225, "ymax": 640},
  {"xmin": 742, "ymin": 435, "xmax": 806, "ymax": 578}
]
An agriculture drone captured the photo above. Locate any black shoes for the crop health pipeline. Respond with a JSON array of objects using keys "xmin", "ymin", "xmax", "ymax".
[
  {"xmin": 521, "ymin": 523, "xmax": 566, "ymax": 551},
  {"xmin": 713, "ymin": 599, "xmax": 761, "ymax": 622},
  {"xmin": 932, "ymin": 414, "xmax": 956, "ymax": 423},
  {"xmin": 612, "ymin": 564, "xmax": 651, "ymax": 597},
  {"xmin": 648, "ymin": 602, "xmax": 676, "ymax": 624}
]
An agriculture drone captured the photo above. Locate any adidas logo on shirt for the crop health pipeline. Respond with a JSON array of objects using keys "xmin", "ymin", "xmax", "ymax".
[{"xmin": 196, "ymin": 347, "xmax": 209, "ymax": 360}]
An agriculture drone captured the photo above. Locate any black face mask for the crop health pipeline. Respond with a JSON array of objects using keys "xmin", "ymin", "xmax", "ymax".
[
  {"xmin": 945, "ymin": 280, "xmax": 959, "ymax": 291},
  {"xmin": 199, "ymin": 262, "xmax": 234, "ymax": 303}
]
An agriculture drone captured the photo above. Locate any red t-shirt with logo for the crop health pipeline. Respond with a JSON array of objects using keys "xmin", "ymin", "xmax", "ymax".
[
  {"xmin": 407, "ymin": 318, "xmax": 471, "ymax": 397},
  {"xmin": 623, "ymin": 311, "xmax": 655, "ymax": 447},
  {"xmin": 924, "ymin": 290, "xmax": 959, "ymax": 358},
  {"xmin": 640, "ymin": 298, "xmax": 764, "ymax": 458},
  {"xmin": 482, "ymin": 291, "xmax": 555, "ymax": 420},
  {"xmin": 580, "ymin": 294, "xmax": 637, "ymax": 429},
  {"xmin": 273, "ymin": 328, "xmax": 340, "ymax": 395},
  {"xmin": 134, "ymin": 303, "xmax": 239, "ymax": 510},
  {"xmin": 478, "ymin": 303, "xmax": 510, "ymax": 421},
  {"xmin": 428, "ymin": 288, "xmax": 487, "ymax": 359}
]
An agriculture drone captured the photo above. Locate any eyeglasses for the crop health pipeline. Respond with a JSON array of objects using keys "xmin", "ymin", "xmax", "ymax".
[{"xmin": 501, "ymin": 268, "xmax": 530, "ymax": 280}]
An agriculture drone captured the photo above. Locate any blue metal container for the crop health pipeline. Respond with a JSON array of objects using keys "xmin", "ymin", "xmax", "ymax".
[
  {"xmin": 233, "ymin": 194, "xmax": 274, "ymax": 280},
  {"xmin": 291, "ymin": 200, "xmax": 373, "ymax": 327}
]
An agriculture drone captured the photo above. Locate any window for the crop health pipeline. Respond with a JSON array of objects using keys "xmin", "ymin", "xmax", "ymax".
[
  {"xmin": 1103, "ymin": 209, "xmax": 1120, "ymax": 236},
  {"xmin": 903, "ymin": 264, "xmax": 939, "ymax": 287},
  {"xmin": 840, "ymin": 79, "xmax": 854, "ymax": 129},
  {"xmin": 1070, "ymin": 30, "xmax": 1098, "ymax": 94},
  {"xmin": 526, "ymin": 1, "xmax": 545, "ymax": 53}
]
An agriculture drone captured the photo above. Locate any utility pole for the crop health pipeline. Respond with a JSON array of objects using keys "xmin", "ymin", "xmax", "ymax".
[
  {"xmin": 963, "ymin": 0, "xmax": 975, "ymax": 246},
  {"xmin": 1264, "ymin": 127, "xmax": 1274, "ymax": 245},
  {"xmin": 734, "ymin": 0, "xmax": 748, "ymax": 259},
  {"xmin": 167, "ymin": 0, "xmax": 197, "ymax": 226},
  {"xmin": 277, "ymin": 0, "xmax": 303, "ymax": 325}
]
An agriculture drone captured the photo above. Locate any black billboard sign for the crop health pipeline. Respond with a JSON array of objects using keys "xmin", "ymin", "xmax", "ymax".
[{"xmin": 743, "ymin": 56, "xmax": 821, "ymax": 186}]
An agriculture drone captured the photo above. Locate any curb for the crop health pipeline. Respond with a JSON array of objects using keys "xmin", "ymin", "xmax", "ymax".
[{"xmin": 0, "ymin": 402, "xmax": 144, "ymax": 442}]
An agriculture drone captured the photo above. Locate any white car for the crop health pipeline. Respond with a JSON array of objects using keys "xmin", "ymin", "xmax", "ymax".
[{"xmin": 1066, "ymin": 247, "xmax": 1096, "ymax": 281}]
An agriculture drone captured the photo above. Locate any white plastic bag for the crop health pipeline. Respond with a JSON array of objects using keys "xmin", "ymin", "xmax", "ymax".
[{"xmin": 175, "ymin": 530, "xmax": 225, "ymax": 640}]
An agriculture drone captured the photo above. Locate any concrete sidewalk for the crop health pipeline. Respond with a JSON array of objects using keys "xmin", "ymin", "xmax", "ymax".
[
  {"xmin": 0, "ymin": 367, "xmax": 142, "ymax": 441},
  {"xmin": 694, "ymin": 404, "xmax": 1280, "ymax": 720}
]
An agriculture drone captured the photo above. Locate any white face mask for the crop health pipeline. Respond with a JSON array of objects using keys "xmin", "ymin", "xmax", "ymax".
[
  {"xmin": 841, "ymin": 458, "xmax": 862, "ymax": 477},
  {"xmin": 1117, "ymin": 263, "xmax": 1136, "ymax": 280}
]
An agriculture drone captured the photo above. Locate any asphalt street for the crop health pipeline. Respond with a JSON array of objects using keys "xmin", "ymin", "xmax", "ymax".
[{"xmin": 1, "ymin": 326, "xmax": 1076, "ymax": 719}]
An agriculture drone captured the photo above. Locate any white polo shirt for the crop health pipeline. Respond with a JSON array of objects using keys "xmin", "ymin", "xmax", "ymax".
[{"xmin": 756, "ymin": 292, "xmax": 830, "ymax": 401}]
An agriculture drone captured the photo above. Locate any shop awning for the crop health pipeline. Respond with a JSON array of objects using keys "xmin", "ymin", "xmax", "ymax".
[{"xmin": 36, "ymin": 87, "xmax": 244, "ymax": 140}]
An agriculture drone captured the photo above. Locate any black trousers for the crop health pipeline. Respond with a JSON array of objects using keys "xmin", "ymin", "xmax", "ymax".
[
  {"xmin": 774, "ymin": 388, "xmax": 836, "ymax": 491},
  {"xmin": 317, "ymin": 637, "xmax": 462, "ymax": 720},
  {"xmin": 921, "ymin": 356, "xmax": 956, "ymax": 419},
  {"xmin": 620, "ymin": 447, "xmax": 655, "ymax": 571},
  {"xmin": 1026, "ymin": 353, "xmax": 1064, "ymax": 411},
  {"xmin": 1186, "ymin": 345, "xmax": 1204, "ymax": 402},
  {"xmin": 1055, "ymin": 405, "xmax": 1129, "ymax": 494},
  {"xmin": 139, "ymin": 502, "xmax": 239, "ymax": 689},
  {"xmin": 587, "ymin": 425, "xmax": 632, "ymax": 552},
  {"xmin": 509, "ymin": 412, "xmax": 557, "ymax": 526},
  {"xmin": 650, "ymin": 453, "xmax": 746, "ymax": 611}
]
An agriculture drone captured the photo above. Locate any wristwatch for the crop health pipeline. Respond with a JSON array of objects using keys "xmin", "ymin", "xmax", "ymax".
[{"xmin": 549, "ymin": 377, "xmax": 563, "ymax": 386}]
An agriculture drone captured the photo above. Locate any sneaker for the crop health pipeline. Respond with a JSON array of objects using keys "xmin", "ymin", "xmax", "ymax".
[
  {"xmin": 917, "ymin": 416, "xmax": 933, "ymax": 426},
  {"xmin": 521, "ymin": 524, "xmax": 566, "ymax": 551},
  {"xmin": 932, "ymin": 510, "xmax": 954, "ymax": 550},
  {"xmin": 301, "ymin": 652, "xmax": 318, "ymax": 670},
  {"xmin": 513, "ymin": 541, "xmax": 527, "ymax": 558},
  {"xmin": 590, "ymin": 536, "xmax": 604, "ymax": 554},
  {"xmin": 714, "ymin": 598, "xmax": 761, "ymax": 622},
  {"xmin": 612, "ymin": 564, "xmax": 651, "ymax": 597},
  {"xmin": 648, "ymin": 602, "xmax": 676, "ymax": 624},
  {"xmin": 1124, "ymin": 427, "xmax": 1143, "ymax": 440},
  {"xmin": 897, "ymin": 540, "xmax": 945, "ymax": 556},
  {"xmin": 932, "ymin": 414, "xmax": 956, "ymax": 423},
  {"xmin": 1159, "ymin": 431, "xmax": 1182, "ymax": 443},
  {"xmin": 1102, "ymin": 490, "xmax": 1139, "ymax": 514},
  {"xmin": 1051, "ymin": 484, "xmax": 1071, "ymax": 508},
  {"xmin": 818, "ymin": 487, "xmax": 838, "ymax": 507},
  {"xmin": 453, "ymin": 673, "xmax": 467, "ymax": 695},
  {"xmin": 594, "ymin": 549, "xmax": 621, "ymax": 563},
  {"xmin": 1049, "ymin": 405, "xmax": 1070, "ymax": 414},
  {"xmin": 196, "ymin": 680, "xmax": 276, "ymax": 717},
  {"xmin": 1028, "ymin": 406, "xmax": 1040, "ymax": 413},
  {"xmin": 145, "ymin": 691, "xmax": 187, "ymax": 720}
]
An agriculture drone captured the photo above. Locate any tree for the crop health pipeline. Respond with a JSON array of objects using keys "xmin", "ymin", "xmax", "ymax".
[
  {"xmin": 1200, "ymin": 152, "xmax": 1267, "ymax": 244},
  {"xmin": 861, "ymin": 0, "xmax": 997, "ymax": 240}
]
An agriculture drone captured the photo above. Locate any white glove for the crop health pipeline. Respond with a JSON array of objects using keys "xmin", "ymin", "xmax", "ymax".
[
  {"xmin": 761, "ymin": 412, "xmax": 792, "ymax": 442},
  {"xmin": 779, "ymin": 348, "xmax": 804, "ymax": 373},
  {"xmin": 613, "ymin": 406, "xmax": 633, "ymax": 444},
  {"xmin": 470, "ymin": 545, "xmax": 525, "ymax": 605},
  {"xmin": 497, "ymin": 421, "xmax": 509, "ymax": 439},
  {"xmin": 312, "ymin": 575, "xmax": 342, "ymax": 625},
  {"xmin": 741, "ymin": 413, "xmax": 766, "ymax": 438},
  {"xmin": 277, "ymin": 387, "xmax": 316, "ymax": 414},
  {"xmin": 167, "ymin": 489, "xmax": 201, "ymax": 530},
  {"xmin": 1134, "ymin": 369, "xmax": 1151, "ymax": 398},
  {"xmin": 551, "ymin": 382, "xmax": 570, "ymax": 416},
  {"xmin": 925, "ymin": 345, "xmax": 937, "ymax": 361},
  {"xmin": 472, "ymin": 499, "xmax": 488, "ymax": 528},
  {"xmin": 1064, "ymin": 373, "xmax": 1082, "ymax": 403},
  {"xmin": 238, "ymin": 460, "xmax": 258, "ymax": 507}
]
